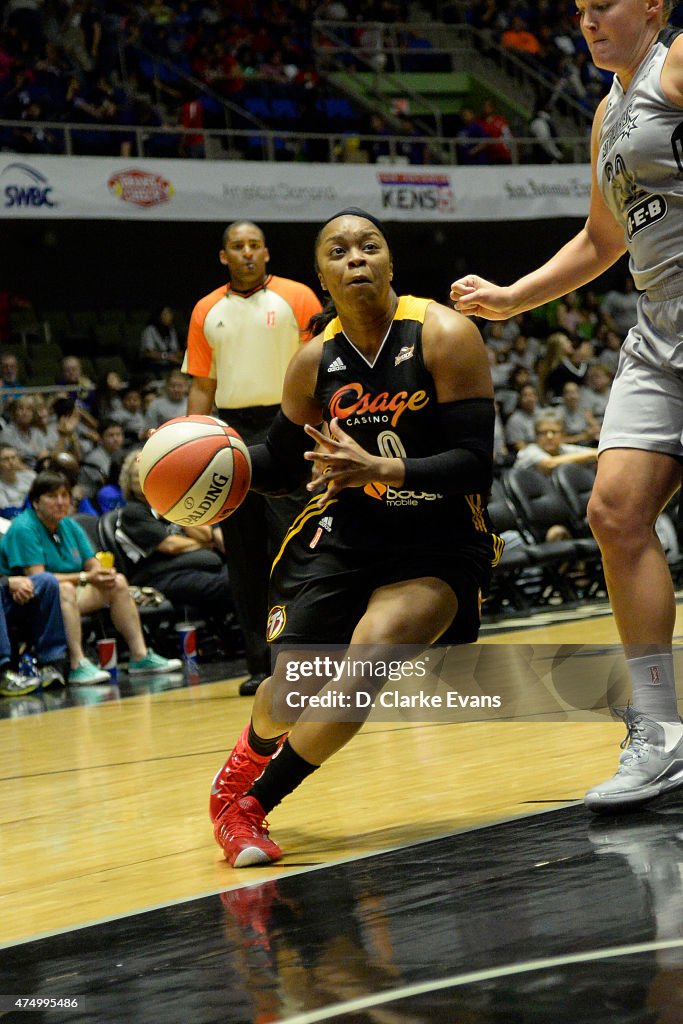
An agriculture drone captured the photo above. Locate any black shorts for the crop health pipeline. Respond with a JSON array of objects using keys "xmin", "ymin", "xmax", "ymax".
[{"xmin": 266, "ymin": 509, "xmax": 492, "ymax": 648}]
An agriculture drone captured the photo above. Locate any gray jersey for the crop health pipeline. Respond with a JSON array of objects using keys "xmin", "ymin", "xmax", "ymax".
[{"xmin": 597, "ymin": 28, "xmax": 683, "ymax": 295}]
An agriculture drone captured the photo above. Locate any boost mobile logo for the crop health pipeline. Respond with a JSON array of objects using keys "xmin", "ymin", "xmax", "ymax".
[{"xmin": 2, "ymin": 162, "xmax": 56, "ymax": 208}]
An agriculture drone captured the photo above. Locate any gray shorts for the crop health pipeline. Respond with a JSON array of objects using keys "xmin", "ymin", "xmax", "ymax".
[{"xmin": 599, "ymin": 290, "xmax": 683, "ymax": 458}]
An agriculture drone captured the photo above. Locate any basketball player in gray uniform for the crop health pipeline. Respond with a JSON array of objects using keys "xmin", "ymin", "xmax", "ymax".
[
  {"xmin": 452, "ymin": 0, "xmax": 683, "ymax": 813},
  {"xmin": 210, "ymin": 209, "xmax": 499, "ymax": 866}
]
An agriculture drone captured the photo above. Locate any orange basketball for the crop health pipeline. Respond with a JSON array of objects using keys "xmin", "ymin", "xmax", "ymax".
[{"xmin": 138, "ymin": 415, "xmax": 251, "ymax": 526}]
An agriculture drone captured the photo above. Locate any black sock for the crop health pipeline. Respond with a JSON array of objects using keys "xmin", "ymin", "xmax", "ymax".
[
  {"xmin": 247, "ymin": 722, "xmax": 287, "ymax": 757},
  {"xmin": 248, "ymin": 739, "xmax": 319, "ymax": 814}
]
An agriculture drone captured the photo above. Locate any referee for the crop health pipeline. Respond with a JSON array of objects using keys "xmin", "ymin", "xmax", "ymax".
[{"xmin": 184, "ymin": 221, "xmax": 321, "ymax": 695}]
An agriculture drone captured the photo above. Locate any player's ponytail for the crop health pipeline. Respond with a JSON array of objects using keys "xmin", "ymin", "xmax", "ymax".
[{"xmin": 307, "ymin": 298, "xmax": 338, "ymax": 337}]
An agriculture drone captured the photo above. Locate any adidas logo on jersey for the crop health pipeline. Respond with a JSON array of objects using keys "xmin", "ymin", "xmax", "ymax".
[
  {"xmin": 327, "ymin": 356, "xmax": 347, "ymax": 373},
  {"xmin": 319, "ymin": 516, "xmax": 333, "ymax": 532}
]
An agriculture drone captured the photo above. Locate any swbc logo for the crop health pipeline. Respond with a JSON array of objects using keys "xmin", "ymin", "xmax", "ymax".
[{"xmin": 2, "ymin": 163, "xmax": 56, "ymax": 208}]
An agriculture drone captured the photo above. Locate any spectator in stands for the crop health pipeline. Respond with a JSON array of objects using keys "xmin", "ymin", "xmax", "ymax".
[
  {"xmin": 40, "ymin": 451, "xmax": 98, "ymax": 517},
  {"xmin": 556, "ymin": 289, "xmax": 584, "ymax": 334},
  {"xmin": 49, "ymin": 396, "xmax": 86, "ymax": 462},
  {"xmin": 595, "ymin": 326, "xmax": 623, "ymax": 376},
  {"xmin": 139, "ymin": 306, "xmax": 183, "ymax": 377},
  {"xmin": 363, "ymin": 113, "xmax": 393, "ymax": 163},
  {"xmin": 496, "ymin": 364, "xmax": 533, "ymax": 419},
  {"xmin": 116, "ymin": 450, "xmax": 234, "ymax": 625},
  {"xmin": 12, "ymin": 98, "xmax": 62, "ymax": 153},
  {"xmin": 0, "ymin": 352, "xmax": 23, "ymax": 408},
  {"xmin": 94, "ymin": 369, "xmax": 126, "ymax": 424},
  {"xmin": 178, "ymin": 91, "xmax": 205, "ymax": 158},
  {"xmin": 515, "ymin": 414, "xmax": 598, "ymax": 476},
  {"xmin": 0, "ymin": 444, "xmax": 34, "ymax": 520},
  {"xmin": 32, "ymin": 396, "xmax": 58, "ymax": 453},
  {"xmin": 78, "ymin": 419, "xmax": 125, "ymax": 500},
  {"xmin": 478, "ymin": 98, "xmax": 514, "ymax": 164},
  {"xmin": 529, "ymin": 105, "xmax": 563, "ymax": 163},
  {"xmin": 558, "ymin": 381, "xmax": 600, "ymax": 447},
  {"xmin": 143, "ymin": 370, "xmax": 188, "ymax": 433},
  {"xmin": 493, "ymin": 401, "xmax": 513, "ymax": 469},
  {"xmin": 0, "ymin": 571, "xmax": 69, "ymax": 698},
  {"xmin": 501, "ymin": 15, "xmax": 542, "ymax": 60},
  {"xmin": 581, "ymin": 363, "xmax": 613, "ymax": 424},
  {"xmin": 454, "ymin": 107, "xmax": 489, "ymax": 164},
  {"xmin": 466, "ymin": 0, "xmax": 506, "ymax": 40},
  {"xmin": 543, "ymin": 333, "xmax": 592, "ymax": 401},
  {"xmin": 118, "ymin": 388, "xmax": 146, "ymax": 447},
  {"xmin": 57, "ymin": 355, "xmax": 99, "ymax": 428},
  {"xmin": 505, "ymin": 383, "xmax": 542, "ymax": 453},
  {"xmin": 1, "ymin": 470, "xmax": 182, "ymax": 683},
  {"xmin": 601, "ymin": 274, "xmax": 640, "ymax": 336},
  {"xmin": 60, "ymin": 0, "xmax": 95, "ymax": 75},
  {"xmin": 483, "ymin": 316, "xmax": 521, "ymax": 348},
  {"xmin": 536, "ymin": 330, "xmax": 572, "ymax": 401},
  {"xmin": 487, "ymin": 345, "xmax": 512, "ymax": 390},
  {"xmin": 507, "ymin": 332, "xmax": 540, "ymax": 376},
  {"xmin": 1, "ymin": 396, "xmax": 50, "ymax": 468}
]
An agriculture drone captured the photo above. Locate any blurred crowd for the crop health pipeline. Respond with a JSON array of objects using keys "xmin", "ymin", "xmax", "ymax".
[
  {"xmin": 0, "ymin": 302, "xmax": 190, "ymax": 518},
  {"xmin": 4, "ymin": 0, "xmax": 668, "ymax": 162},
  {"xmin": 474, "ymin": 272, "xmax": 638, "ymax": 470},
  {"xmin": 0, "ymin": 0, "xmax": 449, "ymax": 159}
]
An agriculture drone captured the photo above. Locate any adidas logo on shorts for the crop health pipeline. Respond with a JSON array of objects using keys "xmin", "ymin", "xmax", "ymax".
[{"xmin": 327, "ymin": 356, "xmax": 347, "ymax": 373}]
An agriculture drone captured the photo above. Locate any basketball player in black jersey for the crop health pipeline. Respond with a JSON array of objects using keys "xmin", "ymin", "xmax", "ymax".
[{"xmin": 210, "ymin": 209, "xmax": 499, "ymax": 867}]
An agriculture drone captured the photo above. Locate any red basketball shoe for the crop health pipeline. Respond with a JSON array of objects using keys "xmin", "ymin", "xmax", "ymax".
[
  {"xmin": 214, "ymin": 796, "xmax": 283, "ymax": 867},
  {"xmin": 209, "ymin": 725, "xmax": 286, "ymax": 823}
]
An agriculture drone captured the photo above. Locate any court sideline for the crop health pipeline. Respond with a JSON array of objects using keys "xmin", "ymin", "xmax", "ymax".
[{"xmin": 2, "ymin": 602, "xmax": 683, "ymax": 1022}]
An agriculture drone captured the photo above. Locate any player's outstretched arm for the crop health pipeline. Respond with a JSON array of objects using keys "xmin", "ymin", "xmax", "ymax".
[{"xmin": 450, "ymin": 98, "xmax": 626, "ymax": 321}]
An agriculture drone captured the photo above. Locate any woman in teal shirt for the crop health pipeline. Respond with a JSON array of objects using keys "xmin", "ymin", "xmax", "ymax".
[{"xmin": 2, "ymin": 471, "xmax": 181, "ymax": 683}]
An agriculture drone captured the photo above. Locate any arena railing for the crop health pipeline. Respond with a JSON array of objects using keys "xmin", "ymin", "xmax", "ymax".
[{"xmin": 0, "ymin": 119, "xmax": 591, "ymax": 164}]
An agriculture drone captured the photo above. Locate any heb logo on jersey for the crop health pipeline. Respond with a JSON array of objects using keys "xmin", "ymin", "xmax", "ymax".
[
  {"xmin": 364, "ymin": 481, "xmax": 443, "ymax": 506},
  {"xmin": 329, "ymin": 382, "xmax": 429, "ymax": 427},
  {"xmin": 2, "ymin": 162, "xmax": 56, "ymax": 208},
  {"xmin": 108, "ymin": 169, "xmax": 173, "ymax": 207},
  {"xmin": 378, "ymin": 172, "xmax": 454, "ymax": 213},
  {"xmin": 627, "ymin": 194, "xmax": 667, "ymax": 238}
]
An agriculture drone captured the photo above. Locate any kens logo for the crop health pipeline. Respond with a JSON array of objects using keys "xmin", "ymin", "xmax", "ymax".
[{"xmin": 329, "ymin": 383, "xmax": 428, "ymax": 427}]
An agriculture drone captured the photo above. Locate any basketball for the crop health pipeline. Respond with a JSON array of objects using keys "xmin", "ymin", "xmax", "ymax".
[{"xmin": 138, "ymin": 415, "xmax": 251, "ymax": 526}]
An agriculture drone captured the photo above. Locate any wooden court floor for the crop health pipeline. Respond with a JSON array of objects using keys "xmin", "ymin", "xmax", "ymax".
[{"xmin": 3, "ymin": 601, "xmax": 683, "ymax": 949}]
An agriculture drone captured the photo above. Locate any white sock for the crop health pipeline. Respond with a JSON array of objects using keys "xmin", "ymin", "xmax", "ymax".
[{"xmin": 627, "ymin": 651, "xmax": 679, "ymax": 721}]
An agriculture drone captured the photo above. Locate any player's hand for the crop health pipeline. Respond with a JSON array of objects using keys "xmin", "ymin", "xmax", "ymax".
[
  {"xmin": 304, "ymin": 418, "xmax": 386, "ymax": 505},
  {"xmin": 450, "ymin": 275, "xmax": 518, "ymax": 320}
]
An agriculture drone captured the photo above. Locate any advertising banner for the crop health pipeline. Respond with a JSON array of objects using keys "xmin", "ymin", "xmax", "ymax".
[{"xmin": 0, "ymin": 156, "xmax": 591, "ymax": 223}]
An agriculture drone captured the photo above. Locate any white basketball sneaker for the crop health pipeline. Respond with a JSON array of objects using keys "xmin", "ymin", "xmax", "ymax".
[{"xmin": 585, "ymin": 705, "xmax": 683, "ymax": 813}]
